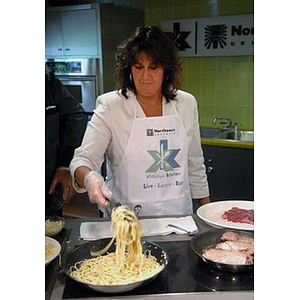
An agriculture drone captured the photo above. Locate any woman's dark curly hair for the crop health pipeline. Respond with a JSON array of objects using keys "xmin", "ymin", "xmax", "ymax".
[{"xmin": 115, "ymin": 26, "xmax": 182, "ymax": 102}]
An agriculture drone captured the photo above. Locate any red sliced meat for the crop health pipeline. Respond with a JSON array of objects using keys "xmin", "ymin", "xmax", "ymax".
[{"xmin": 222, "ymin": 207, "xmax": 254, "ymax": 225}]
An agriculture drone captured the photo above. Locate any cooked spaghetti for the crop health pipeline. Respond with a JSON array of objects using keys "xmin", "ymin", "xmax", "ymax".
[
  {"xmin": 69, "ymin": 206, "xmax": 164, "ymax": 285},
  {"xmin": 45, "ymin": 244, "xmax": 56, "ymax": 261},
  {"xmin": 45, "ymin": 219, "xmax": 64, "ymax": 236}
]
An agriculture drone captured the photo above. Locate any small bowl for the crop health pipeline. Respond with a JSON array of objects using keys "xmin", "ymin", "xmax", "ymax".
[{"xmin": 45, "ymin": 216, "xmax": 65, "ymax": 237}]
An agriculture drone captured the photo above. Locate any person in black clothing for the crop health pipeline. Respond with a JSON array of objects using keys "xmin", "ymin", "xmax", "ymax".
[{"xmin": 45, "ymin": 66, "xmax": 88, "ymax": 216}]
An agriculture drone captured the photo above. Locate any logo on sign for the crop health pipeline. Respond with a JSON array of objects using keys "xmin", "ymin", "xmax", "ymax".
[
  {"xmin": 204, "ymin": 24, "xmax": 227, "ymax": 49},
  {"xmin": 165, "ymin": 22, "xmax": 191, "ymax": 51}
]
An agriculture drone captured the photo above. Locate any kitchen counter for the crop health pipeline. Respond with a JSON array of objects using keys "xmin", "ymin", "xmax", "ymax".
[
  {"xmin": 199, "ymin": 126, "xmax": 254, "ymax": 149},
  {"xmin": 201, "ymin": 138, "xmax": 254, "ymax": 149},
  {"xmin": 46, "ymin": 215, "xmax": 254, "ymax": 300}
]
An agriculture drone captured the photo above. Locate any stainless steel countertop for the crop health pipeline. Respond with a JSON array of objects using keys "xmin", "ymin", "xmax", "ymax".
[{"xmin": 48, "ymin": 215, "xmax": 254, "ymax": 300}]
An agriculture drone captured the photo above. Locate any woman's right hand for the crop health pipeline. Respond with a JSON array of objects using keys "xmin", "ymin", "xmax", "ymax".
[{"xmin": 84, "ymin": 171, "xmax": 112, "ymax": 207}]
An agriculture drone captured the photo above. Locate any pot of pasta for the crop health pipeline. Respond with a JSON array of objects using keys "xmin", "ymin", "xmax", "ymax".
[{"xmin": 63, "ymin": 206, "xmax": 168, "ymax": 293}]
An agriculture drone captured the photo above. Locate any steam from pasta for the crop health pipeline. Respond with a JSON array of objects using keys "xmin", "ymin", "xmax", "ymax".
[{"xmin": 69, "ymin": 206, "xmax": 164, "ymax": 285}]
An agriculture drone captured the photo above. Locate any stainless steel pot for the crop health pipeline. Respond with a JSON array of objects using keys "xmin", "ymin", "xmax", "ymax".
[{"xmin": 63, "ymin": 238, "xmax": 168, "ymax": 293}]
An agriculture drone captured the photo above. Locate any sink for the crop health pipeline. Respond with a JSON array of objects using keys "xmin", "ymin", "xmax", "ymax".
[
  {"xmin": 199, "ymin": 128, "xmax": 222, "ymax": 138},
  {"xmin": 200, "ymin": 128, "xmax": 254, "ymax": 142},
  {"xmin": 225, "ymin": 130, "xmax": 254, "ymax": 142}
]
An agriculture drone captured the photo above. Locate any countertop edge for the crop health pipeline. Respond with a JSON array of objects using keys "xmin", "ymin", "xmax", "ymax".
[{"xmin": 201, "ymin": 138, "xmax": 254, "ymax": 149}]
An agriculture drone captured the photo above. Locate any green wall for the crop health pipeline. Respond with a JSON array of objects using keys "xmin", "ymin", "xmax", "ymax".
[{"xmin": 144, "ymin": 0, "xmax": 254, "ymax": 129}]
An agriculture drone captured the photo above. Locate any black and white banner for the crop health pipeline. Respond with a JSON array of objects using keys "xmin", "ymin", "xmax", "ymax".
[{"xmin": 160, "ymin": 14, "xmax": 253, "ymax": 57}]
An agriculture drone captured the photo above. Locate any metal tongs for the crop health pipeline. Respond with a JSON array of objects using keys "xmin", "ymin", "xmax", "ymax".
[
  {"xmin": 105, "ymin": 198, "xmax": 142, "ymax": 219},
  {"xmin": 133, "ymin": 204, "xmax": 142, "ymax": 216},
  {"xmin": 105, "ymin": 198, "xmax": 121, "ymax": 219},
  {"xmin": 106, "ymin": 198, "xmax": 121, "ymax": 208}
]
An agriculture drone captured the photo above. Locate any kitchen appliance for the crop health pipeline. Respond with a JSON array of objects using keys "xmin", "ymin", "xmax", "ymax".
[
  {"xmin": 46, "ymin": 58, "xmax": 103, "ymax": 117},
  {"xmin": 60, "ymin": 240, "xmax": 253, "ymax": 298}
]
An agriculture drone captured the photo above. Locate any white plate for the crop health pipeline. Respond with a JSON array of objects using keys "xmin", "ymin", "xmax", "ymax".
[
  {"xmin": 45, "ymin": 236, "xmax": 61, "ymax": 266},
  {"xmin": 197, "ymin": 200, "xmax": 254, "ymax": 231}
]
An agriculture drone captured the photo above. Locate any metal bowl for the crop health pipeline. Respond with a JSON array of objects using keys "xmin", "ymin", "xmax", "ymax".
[
  {"xmin": 63, "ymin": 239, "xmax": 168, "ymax": 293},
  {"xmin": 190, "ymin": 229, "xmax": 254, "ymax": 273}
]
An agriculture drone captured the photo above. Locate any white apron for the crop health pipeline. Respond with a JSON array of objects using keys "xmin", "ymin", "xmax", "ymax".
[{"xmin": 107, "ymin": 100, "xmax": 193, "ymax": 216}]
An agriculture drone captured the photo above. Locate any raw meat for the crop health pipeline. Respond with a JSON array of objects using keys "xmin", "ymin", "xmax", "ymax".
[
  {"xmin": 221, "ymin": 231, "xmax": 254, "ymax": 246},
  {"xmin": 238, "ymin": 236, "xmax": 255, "ymax": 246},
  {"xmin": 221, "ymin": 231, "xmax": 239, "ymax": 242},
  {"xmin": 221, "ymin": 207, "xmax": 254, "ymax": 225},
  {"xmin": 216, "ymin": 241, "xmax": 254, "ymax": 256},
  {"xmin": 202, "ymin": 231, "xmax": 254, "ymax": 265},
  {"xmin": 203, "ymin": 249, "xmax": 250, "ymax": 265}
]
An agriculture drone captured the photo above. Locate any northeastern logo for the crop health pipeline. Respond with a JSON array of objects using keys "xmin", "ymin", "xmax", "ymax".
[
  {"xmin": 204, "ymin": 24, "xmax": 227, "ymax": 49},
  {"xmin": 146, "ymin": 128, "xmax": 176, "ymax": 136},
  {"xmin": 146, "ymin": 129, "xmax": 154, "ymax": 136}
]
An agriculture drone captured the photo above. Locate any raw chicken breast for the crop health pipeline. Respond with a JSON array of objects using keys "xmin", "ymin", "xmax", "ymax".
[
  {"xmin": 221, "ymin": 231, "xmax": 239, "ymax": 242},
  {"xmin": 203, "ymin": 248, "xmax": 250, "ymax": 265},
  {"xmin": 215, "ymin": 241, "xmax": 254, "ymax": 256}
]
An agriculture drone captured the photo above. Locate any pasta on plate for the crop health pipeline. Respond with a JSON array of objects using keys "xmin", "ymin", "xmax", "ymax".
[{"xmin": 45, "ymin": 244, "xmax": 56, "ymax": 261}]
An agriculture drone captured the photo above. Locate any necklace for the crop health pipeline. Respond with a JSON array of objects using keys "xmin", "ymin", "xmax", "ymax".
[{"xmin": 137, "ymin": 96, "xmax": 162, "ymax": 117}]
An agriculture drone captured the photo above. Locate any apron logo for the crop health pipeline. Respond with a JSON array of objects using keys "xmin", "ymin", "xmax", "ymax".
[
  {"xmin": 146, "ymin": 129, "xmax": 154, "ymax": 136},
  {"xmin": 146, "ymin": 128, "xmax": 176, "ymax": 136},
  {"xmin": 146, "ymin": 139, "xmax": 180, "ymax": 173}
]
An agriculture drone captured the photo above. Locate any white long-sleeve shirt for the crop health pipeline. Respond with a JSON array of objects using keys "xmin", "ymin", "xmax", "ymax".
[{"xmin": 70, "ymin": 89, "xmax": 209, "ymax": 199}]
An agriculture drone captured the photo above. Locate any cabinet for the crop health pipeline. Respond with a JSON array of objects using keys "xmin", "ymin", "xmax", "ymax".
[
  {"xmin": 45, "ymin": 9, "xmax": 99, "ymax": 57},
  {"xmin": 202, "ymin": 145, "xmax": 254, "ymax": 202}
]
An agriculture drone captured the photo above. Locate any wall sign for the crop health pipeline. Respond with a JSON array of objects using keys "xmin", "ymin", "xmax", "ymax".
[{"xmin": 160, "ymin": 14, "xmax": 253, "ymax": 57}]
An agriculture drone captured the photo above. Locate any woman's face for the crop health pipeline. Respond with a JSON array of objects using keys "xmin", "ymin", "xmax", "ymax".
[{"xmin": 131, "ymin": 52, "xmax": 164, "ymax": 100}]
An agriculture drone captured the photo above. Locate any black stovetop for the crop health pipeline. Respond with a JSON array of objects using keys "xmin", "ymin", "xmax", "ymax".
[{"xmin": 62, "ymin": 240, "xmax": 254, "ymax": 298}]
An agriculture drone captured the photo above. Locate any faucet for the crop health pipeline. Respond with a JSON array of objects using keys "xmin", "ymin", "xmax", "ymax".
[
  {"xmin": 213, "ymin": 118, "xmax": 242, "ymax": 138},
  {"xmin": 212, "ymin": 117, "xmax": 233, "ymax": 129}
]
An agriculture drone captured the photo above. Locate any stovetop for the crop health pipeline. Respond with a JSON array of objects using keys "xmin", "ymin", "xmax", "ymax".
[{"xmin": 62, "ymin": 240, "xmax": 254, "ymax": 298}]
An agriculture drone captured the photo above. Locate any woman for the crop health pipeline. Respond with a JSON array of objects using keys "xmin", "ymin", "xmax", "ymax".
[{"xmin": 70, "ymin": 26, "xmax": 210, "ymax": 216}]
